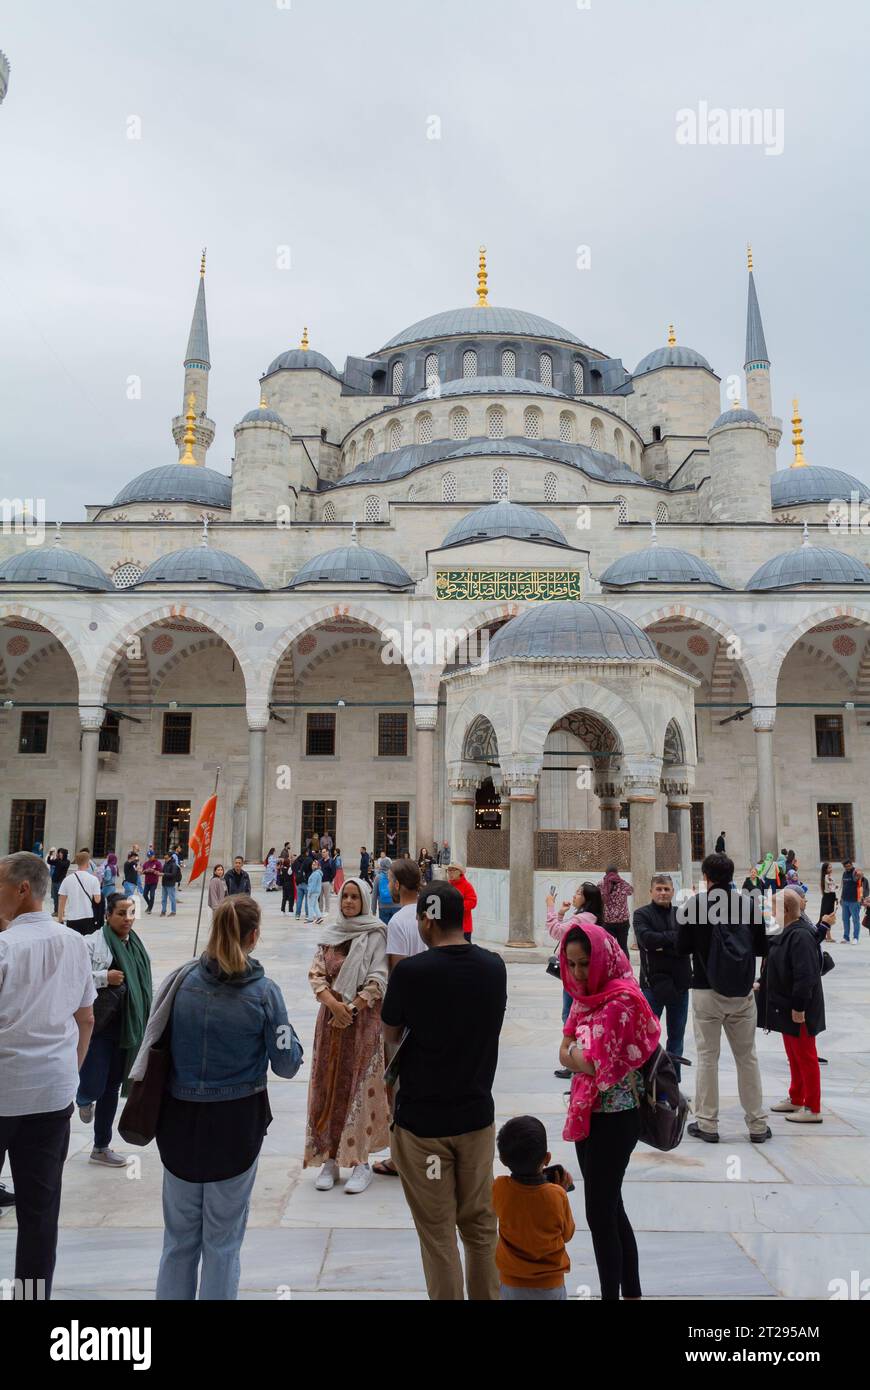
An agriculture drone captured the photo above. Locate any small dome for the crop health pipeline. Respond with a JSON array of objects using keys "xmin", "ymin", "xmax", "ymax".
[
  {"xmin": 487, "ymin": 602, "xmax": 658, "ymax": 664},
  {"xmin": 634, "ymin": 344, "xmax": 712, "ymax": 376},
  {"xmin": 746, "ymin": 545, "xmax": 870, "ymax": 591},
  {"xmin": 600, "ymin": 545, "xmax": 726, "ymax": 588},
  {"xmin": 286, "ymin": 544, "xmax": 413, "ymax": 589},
  {"xmin": 0, "ymin": 545, "xmax": 112, "ymax": 591},
  {"xmin": 407, "ymin": 375, "xmax": 571, "ymax": 404},
  {"xmin": 441, "ymin": 501, "xmax": 567, "ymax": 549},
  {"xmin": 112, "ymin": 464, "xmax": 231, "ymax": 510},
  {"xmin": 709, "ymin": 406, "xmax": 762, "ymax": 431},
  {"xmin": 266, "ymin": 348, "xmax": 338, "ymax": 377},
  {"xmin": 380, "ymin": 306, "xmax": 586, "ymax": 351},
  {"xmin": 771, "ymin": 466, "xmax": 870, "ymax": 509},
  {"xmin": 135, "ymin": 546, "xmax": 264, "ymax": 590},
  {"xmin": 240, "ymin": 404, "xmax": 286, "ymax": 426}
]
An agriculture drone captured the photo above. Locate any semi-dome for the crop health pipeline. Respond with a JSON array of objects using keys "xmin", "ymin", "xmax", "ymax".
[
  {"xmin": 709, "ymin": 406, "xmax": 762, "ymax": 431},
  {"xmin": 286, "ymin": 544, "xmax": 413, "ymax": 590},
  {"xmin": 265, "ymin": 348, "xmax": 338, "ymax": 377},
  {"xmin": 746, "ymin": 545, "xmax": 870, "ymax": 591},
  {"xmin": 0, "ymin": 545, "xmax": 112, "ymax": 591},
  {"xmin": 441, "ymin": 502, "xmax": 568, "ymax": 549},
  {"xmin": 634, "ymin": 344, "xmax": 712, "ymax": 375},
  {"xmin": 112, "ymin": 464, "xmax": 232, "ymax": 510},
  {"xmin": 380, "ymin": 307, "xmax": 587, "ymax": 351},
  {"xmin": 407, "ymin": 375, "xmax": 571, "ymax": 404},
  {"xmin": 135, "ymin": 546, "xmax": 264, "ymax": 590},
  {"xmin": 240, "ymin": 404, "xmax": 286, "ymax": 426},
  {"xmin": 487, "ymin": 602, "xmax": 659, "ymax": 664},
  {"xmin": 771, "ymin": 466, "xmax": 870, "ymax": 509},
  {"xmin": 600, "ymin": 545, "xmax": 726, "ymax": 588}
]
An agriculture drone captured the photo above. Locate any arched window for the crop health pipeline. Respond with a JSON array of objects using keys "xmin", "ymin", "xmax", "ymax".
[
  {"xmin": 407, "ymin": 484, "xmax": 417, "ymax": 501},
  {"xmin": 523, "ymin": 406, "xmax": 542, "ymax": 439},
  {"xmin": 559, "ymin": 411, "xmax": 575, "ymax": 443},
  {"xmin": 442, "ymin": 473, "xmax": 457, "ymax": 502},
  {"xmin": 450, "ymin": 407, "xmax": 469, "ymax": 440},
  {"xmin": 364, "ymin": 430, "xmax": 375, "ymax": 462},
  {"xmin": 614, "ymin": 495, "xmax": 628, "ymax": 523},
  {"xmin": 630, "ymin": 440, "xmax": 638, "ymax": 466},
  {"xmin": 590, "ymin": 418, "xmax": 603, "ymax": 450},
  {"xmin": 544, "ymin": 472, "xmax": 557, "ymax": 502},
  {"xmin": 112, "ymin": 562, "xmax": 143, "ymax": 589},
  {"xmin": 348, "ymin": 441, "xmax": 357, "ymax": 468},
  {"xmin": 425, "ymin": 352, "xmax": 439, "ymax": 388},
  {"xmin": 415, "ymin": 411, "xmax": 433, "ymax": 444},
  {"xmin": 655, "ymin": 501, "xmax": 669, "ymax": 523},
  {"xmin": 388, "ymin": 420, "xmax": 402, "ymax": 452},
  {"xmin": 539, "ymin": 353, "xmax": 553, "ymax": 387},
  {"xmin": 462, "ymin": 349, "xmax": 477, "ymax": 379},
  {"xmin": 323, "ymin": 501, "xmax": 336, "ymax": 522},
  {"xmin": 613, "ymin": 428, "xmax": 625, "ymax": 463},
  {"xmin": 487, "ymin": 405, "xmax": 505, "ymax": 439},
  {"xmin": 391, "ymin": 361, "xmax": 405, "ymax": 394},
  {"xmin": 573, "ymin": 361, "xmax": 584, "ymax": 395},
  {"xmin": 501, "ymin": 348, "xmax": 516, "ymax": 377},
  {"xmin": 492, "ymin": 467, "xmax": 509, "ymax": 501},
  {"xmin": 364, "ymin": 495, "xmax": 381, "ymax": 522}
]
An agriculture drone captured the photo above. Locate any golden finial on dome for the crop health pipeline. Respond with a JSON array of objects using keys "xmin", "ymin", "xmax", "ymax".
[
  {"xmin": 731, "ymin": 394, "xmax": 741, "ymax": 409},
  {"xmin": 200, "ymin": 247, "xmax": 207, "ymax": 278},
  {"xmin": 747, "ymin": 242, "xmax": 753, "ymax": 272},
  {"xmin": 180, "ymin": 391, "xmax": 197, "ymax": 465},
  {"xmin": 476, "ymin": 246, "xmax": 489, "ymax": 307},
  {"xmin": 300, "ymin": 326, "xmax": 309, "ymax": 351},
  {"xmin": 259, "ymin": 392, "xmax": 268, "ymax": 409},
  {"xmin": 791, "ymin": 397, "xmax": 808, "ymax": 468},
  {"xmin": 667, "ymin": 324, "xmax": 676, "ymax": 346}
]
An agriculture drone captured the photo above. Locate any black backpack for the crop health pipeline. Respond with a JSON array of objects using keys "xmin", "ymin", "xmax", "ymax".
[
  {"xmin": 705, "ymin": 891, "xmax": 757, "ymax": 997},
  {"xmin": 632, "ymin": 1045, "xmax": 689, "ymax": 1152}
]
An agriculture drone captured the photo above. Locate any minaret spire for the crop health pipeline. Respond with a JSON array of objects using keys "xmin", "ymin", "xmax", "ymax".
[
  {"xmin": 742, "ymin": 244, "xmax": 777, "ymax": 438},
  {"xmin": 172, "ymin": 250, "xmax": 215, "ymax": 466},
  {"xmin": 744, "ymin": 245, "xmax": 769, "ymax": 368}
]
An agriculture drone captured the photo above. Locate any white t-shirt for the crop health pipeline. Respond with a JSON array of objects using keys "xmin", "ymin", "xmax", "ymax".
[
  {"xmin": 0, "ymin": 912, "xmax": 96, "ymax": 1115},
  {"xmin": 386, "ymin": 902, "xmax": 427, "ymax": 959},
  {"xmin": 59, "ymin": 869, "xmax": 101, "ymax": 920}
]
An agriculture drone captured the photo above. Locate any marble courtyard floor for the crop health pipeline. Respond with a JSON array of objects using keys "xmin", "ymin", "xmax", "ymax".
[{"xmin": 2, "ymin": 890, "xmax": 868, "ymax": 1301}]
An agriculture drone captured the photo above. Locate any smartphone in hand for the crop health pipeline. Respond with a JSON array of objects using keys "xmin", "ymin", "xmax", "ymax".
[{"xmin": 542, "ymin": 1163, "xmax": 575, "ymax": 1193}]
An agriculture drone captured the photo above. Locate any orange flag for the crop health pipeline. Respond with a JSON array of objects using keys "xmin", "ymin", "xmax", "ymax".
[{"xmin": 188, "ymin": 794, "xmax": 217, "ymax": 883}]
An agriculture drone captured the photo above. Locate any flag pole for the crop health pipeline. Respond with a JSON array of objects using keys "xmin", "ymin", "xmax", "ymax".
[{"xmin": 193, "ymin": 766, "xmax": 221, "ymax": 956}]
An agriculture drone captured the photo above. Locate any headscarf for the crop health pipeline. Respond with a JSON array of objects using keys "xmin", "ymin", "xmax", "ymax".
[
  {"xmin": 560, "ymin": 922, "xmax": 660, "ymax": 1142},
  {"xmin": 106, "ymin": 853, "xmax": 118, "ymax": 872},
  {"xmin": 316, "ymin": 875, "xmax": 387, "ymax": 1002}
]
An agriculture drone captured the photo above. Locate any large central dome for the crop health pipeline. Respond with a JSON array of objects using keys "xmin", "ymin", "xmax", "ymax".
[{"xmin": 379, "ymin": 306, "xmax": 588, "ymax": 351}]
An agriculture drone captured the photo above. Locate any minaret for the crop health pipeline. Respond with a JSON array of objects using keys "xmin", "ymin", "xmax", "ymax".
[
  {"xmin": 171, "ymin": 249, "xmax": 216, "ymax": 466},
  {"xmin": 743, "ymin": 245, "xmax": 782, "ymax": 455}
]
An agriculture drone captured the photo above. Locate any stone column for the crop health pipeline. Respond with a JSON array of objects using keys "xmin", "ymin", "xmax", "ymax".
[
  {"xmin": 493, "ymin": 772, "xmax": 510, "ymax": 836},
  {"xmin": 625, "ymin": 757, "xmax": 663, "ymax": 906},
  {"xmin": 75, "ymin": 707, "xmax": 103, "ymax": 851},
  {"xmin": 245, "ymin": 712, "xmax": 269, "ymax": 863},
  {"xmin": 504, "ymin": 771, "xmax": 539, "ymax": 947},
  {"xmin": 753, "ymin": 709, "xmax": 778, "ymax": 859},
  {"xmin": 594, "ymin": 763, "xmax": 624, "ymax": 833},
  {"xmin": 447, "ymin": 763, "xmax": 478, "ymax": 865},
  {"xmin": 414, "ymin": 705, "xmax": 438, "ymax": 856},
  {"xmin": 663, "ymin": 770, "xmax": 694, "ymax": 892}
]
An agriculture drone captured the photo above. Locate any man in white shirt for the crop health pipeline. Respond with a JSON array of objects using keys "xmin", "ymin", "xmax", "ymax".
[
  {"xmin": 386, "ymin": 859, "xmax": 427, "ymax": 972},
  {"xmin": 58, "ymin": 850, "xmax": 102, "ymax": 935},
  {"xmin": 0, "ymin": 852, "xmax": 96, "ymax": 1298}
]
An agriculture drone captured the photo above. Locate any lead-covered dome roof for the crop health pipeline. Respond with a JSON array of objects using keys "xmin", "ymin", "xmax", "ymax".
[
  {"xmin": 0, "ymin": 545, "xmax": 112, "ymax": 591},
  {"xmin": 746, "ymin": 545, "xmax": 870, "ymax": 591},
  {"xmin": 709, "ymin": 407, "xmax": 762, "ymax": 431},
  {"xmin": 600, "ymin": 545, "xmax": 726, "ymax": 588},
  {"xmin": 266, "ymin": 348, "xmax": 339, "ymax": 377},
  {"xmin": 380, "ymin": 306, "xmax": 587, "ymax": 351},
  {"xmin": 135, "ymin": 546, "xmax": 264, "ymax": 590},
  {"xmin": 407, "ymin": 375, "xmax": 571, "ymax": 404},
  {"xmin": 634, "ymin": 344, "xmax": 712, "ymax": 375},
  {"xmin": 770, "ymin": 466, "xmax": 870, "ymax": 508},
  {"xmin": 240, "ymin": 404, "xmax": 286, "ymax": 426},
  {"xmin": 286, "ymin": 544, "xmax": 413, "ymax": 590},
  {"xmin": 487, "ymin": 602, "xmax": 658, "ymax": 663},
  {"xmin": 441, "ymin": 502, "xmax": 567, "ymax": 549},
  {"xmin": 112, "ymin": 464, "xmax": 232, "ymax": 510}
]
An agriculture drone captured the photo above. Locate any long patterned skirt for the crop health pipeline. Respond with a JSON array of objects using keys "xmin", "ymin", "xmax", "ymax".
[{"xmin": 304, "ymin": 1000, "xmax": 390, "ymax": 1168}]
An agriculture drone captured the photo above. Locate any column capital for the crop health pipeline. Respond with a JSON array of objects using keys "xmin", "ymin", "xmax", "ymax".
[
  {"xmin": 414, "ymin": 703, "xmax": 439, "ymax": 732},
  {"xmin": 247, "ymin": 706, "xmax": 270, "ymax": 732},
  {"xmin": 623, "ymin": 755, "xmax": 663, "ymax": 799},
  {"xmin": 662, "ymin": 763, "xmax": 694, "ymax": 800},
  {"xmin": 752, "ymin": 706, "xmax": 776, "ymax": 732},
  {"xmin": 78, "ymin": 705, "xmax": 104, "ymax": 733}
]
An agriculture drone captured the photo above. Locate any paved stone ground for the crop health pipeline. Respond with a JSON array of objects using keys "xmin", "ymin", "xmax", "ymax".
[{"xmin": 2, "ymin": 887, "xmax": 868, "ymax": 1300}]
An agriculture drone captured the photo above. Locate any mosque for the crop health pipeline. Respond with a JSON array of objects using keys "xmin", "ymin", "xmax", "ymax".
[{"xmin": 1, "ymin": 246, "xmax": 868, "ymax": 943}]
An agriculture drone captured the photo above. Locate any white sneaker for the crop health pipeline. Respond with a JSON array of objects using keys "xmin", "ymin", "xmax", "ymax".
[
  {"xmin": 771, "ymin": 1098, "xmax": 799, "ymax": 1112},
  {"xmin": 89, "ymin": 1148, "xmax": 128, "ymax": 1167},
  {"xmin": 78, "ymin": 1103, "xmax": 95, "ymax": 1123},
  {"xmin": 315, "ymin": 1160, "xmax": 339, "ymax": 1191},
  {"xmin": 344, "ymin": 1162, "xmax": 373, "ymax": 1195},
  {"xmin": 785, "ymin": 1107, "xmax": 823, "ymax": 1124}
]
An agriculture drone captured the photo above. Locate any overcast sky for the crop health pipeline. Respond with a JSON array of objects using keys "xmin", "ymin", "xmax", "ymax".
[{"xmin": 1, "ymin": 0, "xmax": 868, "ymax": 519}]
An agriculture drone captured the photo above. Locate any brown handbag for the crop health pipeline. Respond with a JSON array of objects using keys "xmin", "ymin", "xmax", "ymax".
[{"xmin": 117, "ymin": 1024, "xmax": 172, "ymax": 1146}]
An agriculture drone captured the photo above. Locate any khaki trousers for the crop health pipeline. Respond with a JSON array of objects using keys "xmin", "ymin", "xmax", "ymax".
[
  {"xmin": 692, "ymin": 989, "xmax": 768, "ymax": 1135},
  {"xmin": 391, "ymin": 1122, "xmax": 499, "ymax": 1300}
]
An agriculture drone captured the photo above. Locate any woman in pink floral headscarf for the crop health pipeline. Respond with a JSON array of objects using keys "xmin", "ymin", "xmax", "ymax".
[{"xmin": 558, "ymin": 922, "xmax": 660, "ymax": 1300}]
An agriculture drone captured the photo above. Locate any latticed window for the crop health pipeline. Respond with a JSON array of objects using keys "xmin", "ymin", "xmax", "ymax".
[
  {"xmin": 539, "ymin": 354, "xmax": 552, "ymax": 387},
  {"xmin": 112, "ymin": 563, "xmax": 143, "ymax": 589},
  {"xmin": 388, "ymin": 420, "xmax": 402, "ymax": 451},
  {"xmin": 416, "ymin": 412, "xmax": 433, "ymax": 444},
  {"xmin": 151, "ymin": 509, "xmax": 172, "ymax": 522},
  {"xmin": 378, "ymin": 712, "xmax": 408, "ymax": 757},
  {"xmin": 323, "ymin": 502, "xmax": 336, "ymax": 522},
  {"xmin": 501, "ymin": 348, "xmax": 516, "ymax": 377},
  {"xmin": 523, "ymin": 406, "xmax": 542, "ymax": 439},
  {"xmin": 487, "ymin": 405, "xmax": 505, "ymax": 439},
  {"xmin": 407, "ymin": 484, "xmax": 416, "ymax": 501},
  {"xmin": 442, "ymin": 473, "xmax": 457, "ymax": 502},
  {"xmin": 425, "ymin": 353, "xmax": 439, "ymax": 388},
  {"xmin": 615, "ymin": 495, "xmax": 628, "ymax": 523},
  {"xmin": 306, "ymin": 713, "xmax": 336, "ymax": 757},
  {"xmin": 559, "ymin": 411, "xmax": 575, "ymax": 443},
  {"xmin": 391, "ymin": 361, "xmax": 405, "ymax": 394},
  {"xmin": 573, "ymin": 360, "xmax": 584, "ymax": 394},
  {"xmin": 450, "ymin": 407, "xmax": 469, "ymax": 440},
  {"xmin": 655, "ymin": 501, "xmax": 669, "ymax": 523},
  {"xmin": 492, "ymin": 467, "xmax": 509, "ymax": 501},
  {"xmin": 364, "ymin": 495, "xmax": 381, "ymax": 522},
  {"xmin": 544, "ymin": 473, "xmax": 557, "ymax": 502},
  {"xmin": 364, "ymin": 431, "xmax": 375, "ymax": 461},
  {"xmin": 462, "ymin": 350, "xmax": 477, "ymax": 378},
  {"xmin": 590, "ymin": 420, "xmax": 602, "ymax": 450}
]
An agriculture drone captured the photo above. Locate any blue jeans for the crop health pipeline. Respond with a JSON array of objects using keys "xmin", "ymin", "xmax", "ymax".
[
  {"xmin": 161, "ymin": 884, "xmax": 177, "ymax": 914},
  {"xmin": 842, "ymin": 900, "xmax": 862, "ymax": 940},
  {"xmin": 156, "ymin": 1159, "xmax": 259, "ymax": 1300},
  {"xmin": 642, "ymin": 987, "xmax": 689, "ymax": 1081},
  {"xmin": 562, "ymin": 988, "xmax": 573, "ymax": 1025},
  {"xmin": 76, "ymin": 1030, "xmax": 125, "ymax": 1149},
  {"xmin": 123, "ymin": 881, "xmax": 138, "ymax": 899},
  {"xmin": 500, "ymin": 1283, "xmax": 567, "ymax": 1300},
  {"xmin": 294, "ymin": 885, "xmax": 309, "ymax": 919}
]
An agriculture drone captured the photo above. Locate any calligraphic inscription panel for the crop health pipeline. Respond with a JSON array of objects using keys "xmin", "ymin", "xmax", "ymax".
[{"xmin": 435, "ymin": 570, "xmax": 584, "ymax": 601}]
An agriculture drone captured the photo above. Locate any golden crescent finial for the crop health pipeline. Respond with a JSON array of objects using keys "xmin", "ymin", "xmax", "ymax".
[
  {"xmin": 790, "ymin": 396, "xmax": 807, "ymax": 468},
  {"xmin": 476, "ymin": 246, "xmax": 489, "ymax": 307},
  {"xmin": 300, "ymin": 325, "xmax": 309, "ymax": 351},
  {"xmin": 667, "ymin": 324, "xmax": 676, "ymax": 346},
  {"xmin": 747, "ymin": 242, "xmax": 753, "ymax": 272},
  {"xmin": 180, "ymin": 391, "xmax": 197, "ymax": 465},
  {"xmin": 200, "ymin": 247, "xmax": 207, "ymax": 278}
]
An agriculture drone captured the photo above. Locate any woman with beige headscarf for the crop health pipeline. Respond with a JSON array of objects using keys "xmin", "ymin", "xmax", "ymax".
[{"xmin": 304, "ymin": 876, "xmax": 389, "ymax": 1195}]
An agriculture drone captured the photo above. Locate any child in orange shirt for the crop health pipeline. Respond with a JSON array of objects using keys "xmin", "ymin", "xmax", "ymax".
[{"xmin": 493, "ymin": 1115, "xmax": 575, "ymax": 1301}]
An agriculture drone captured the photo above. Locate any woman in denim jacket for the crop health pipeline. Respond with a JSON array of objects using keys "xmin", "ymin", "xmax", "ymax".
[{"xmin": 155, "ymin": 893, "xmax": 303, "ymax": 1300}]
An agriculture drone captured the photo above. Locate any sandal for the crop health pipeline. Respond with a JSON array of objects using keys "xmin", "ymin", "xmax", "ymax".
[{"xmin": 371, "ymin": 1159, "xmax": 399, "ymax": 1176}]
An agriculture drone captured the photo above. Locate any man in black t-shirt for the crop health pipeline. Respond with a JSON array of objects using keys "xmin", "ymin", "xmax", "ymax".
[{"xmin": 382, "ymin": 881, "xmax": 507, "ymax": 1301}]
